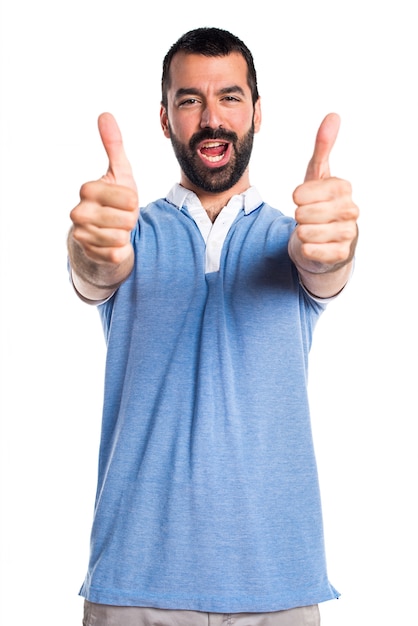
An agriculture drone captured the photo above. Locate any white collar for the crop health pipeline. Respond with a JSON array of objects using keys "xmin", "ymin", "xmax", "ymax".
[{"xmin": 166, "ymin": 183, "xmax": 263, "ymax": 216}]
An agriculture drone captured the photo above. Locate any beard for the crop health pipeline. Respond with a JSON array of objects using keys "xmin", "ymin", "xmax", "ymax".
[{"xmin": 168, "ymin": 122, "xmax": 255, "ymax": 194}]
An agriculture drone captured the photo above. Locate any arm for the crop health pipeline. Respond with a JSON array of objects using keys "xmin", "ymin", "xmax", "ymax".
[
  {"xmin": 68, "ymin": 113, "xmax": 139, "ymax": 303},
  {"xmin": 288, "ymin": 113, "xmax": 359, "ymax": 299}
]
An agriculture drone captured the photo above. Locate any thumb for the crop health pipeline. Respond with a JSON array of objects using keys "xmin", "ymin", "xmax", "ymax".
[
  {"xmin": 98, "ymin": 112, "xmax": 137, "ymax": 191},
  {"xmin": 304, "ymin": 112, "xmax": 340, "ymax": 182}
]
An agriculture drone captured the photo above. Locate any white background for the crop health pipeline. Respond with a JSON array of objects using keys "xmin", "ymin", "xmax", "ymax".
[{"xmin": 1, "ymin": 1, "xmax": 417, "ymax": 624}]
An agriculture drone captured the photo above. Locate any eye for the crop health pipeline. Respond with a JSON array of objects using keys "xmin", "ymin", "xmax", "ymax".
[
  {"xmin": 178, "ymin": 98, "xmax": 200, "ymax": 107},
  {"xmin": 221, "ymin": 95, "xmax": 242, "ymax": 105}
]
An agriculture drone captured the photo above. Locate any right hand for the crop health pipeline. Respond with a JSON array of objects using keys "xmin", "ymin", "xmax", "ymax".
[{"xmin": 70, "ymin": 113, "xmax": 139, "ymax": 266}]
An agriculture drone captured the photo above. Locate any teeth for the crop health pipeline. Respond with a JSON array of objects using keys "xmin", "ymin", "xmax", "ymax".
[
  {"xmin": 204, "ymin": 142, "xmax": 224, "ymax": 148},
  {"xmin": 204, "ymin": 154, "xmax": 224, "ymax": 162}
]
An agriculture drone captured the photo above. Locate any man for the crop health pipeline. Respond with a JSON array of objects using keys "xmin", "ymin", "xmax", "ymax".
[{"xmin": 68, "ymin": 27, "xmax": 359, "ymax": 626}]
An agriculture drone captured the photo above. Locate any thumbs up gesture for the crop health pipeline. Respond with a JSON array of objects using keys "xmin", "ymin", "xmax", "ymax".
[
  {"xmin": 69, "ymin": 113, "xmax": 139, "ymax": 301},
  {"xmin": 289, "ymin": 113, "xmax": 359, "ymax": 298}
]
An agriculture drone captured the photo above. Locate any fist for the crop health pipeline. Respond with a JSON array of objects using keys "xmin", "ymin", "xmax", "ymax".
[
  {"xmin": 293, "ymin": 113, "xmax": 359, "ymax": 268},
  {"xmin": 70, "ymin": 113, "xmax": 139, "ymax": 265}
]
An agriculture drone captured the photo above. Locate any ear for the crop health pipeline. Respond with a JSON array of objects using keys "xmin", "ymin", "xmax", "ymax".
[
  {"xmin": 253, "ymin": 97, "xmax": 262, "ymax": 134},
  {"xmin": 160, "ymin": 105, "xmax": 171, "ymax": 138}
]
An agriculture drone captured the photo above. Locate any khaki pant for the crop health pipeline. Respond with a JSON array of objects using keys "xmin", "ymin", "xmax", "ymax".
[{"xmin": 83, "ymin": 600, "xmax": 320, "ymax": 626}]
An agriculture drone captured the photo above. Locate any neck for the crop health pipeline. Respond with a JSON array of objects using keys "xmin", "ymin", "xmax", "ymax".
[
  {"xmin": 200, "ymin": 194, "xmax": 233, "ymax": 222},
  {"xmin": 180, "ymin": 173, "xmax": 251, "ymax": 223}
]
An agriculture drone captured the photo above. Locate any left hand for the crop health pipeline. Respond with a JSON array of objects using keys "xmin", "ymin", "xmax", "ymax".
[{"xmin": 292, "ymin": 113, "xmax": 359, "ymax": 271}]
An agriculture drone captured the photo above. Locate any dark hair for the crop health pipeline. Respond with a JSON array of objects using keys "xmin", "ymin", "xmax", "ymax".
[{"xmin": 161, "ymin": 27, "xmax": 259, "ymax": 108}]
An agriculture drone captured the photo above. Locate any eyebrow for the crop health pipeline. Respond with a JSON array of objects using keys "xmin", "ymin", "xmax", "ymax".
[
  {"xmin": 218, "ymin": 85, "xmax": 246, "ymax": 97},
  {"xmin": 174, "ymin": 85, "xmax": 246, "ymax": 100}
]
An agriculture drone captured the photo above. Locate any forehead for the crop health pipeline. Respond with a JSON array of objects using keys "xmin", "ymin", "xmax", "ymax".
[{"xmin": 167, "ymin": 52, "xmax": 250, "ymax": 94}]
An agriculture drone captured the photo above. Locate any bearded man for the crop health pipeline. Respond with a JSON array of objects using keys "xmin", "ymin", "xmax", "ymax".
[{"xmin": 68, "ymin": 26, "xmax": 359, "ymax": 626}]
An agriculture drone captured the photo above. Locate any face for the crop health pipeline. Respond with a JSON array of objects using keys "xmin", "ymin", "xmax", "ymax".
[{"xmin": 160, "ymin": 52, "xmax": 261, "ymax": 195}]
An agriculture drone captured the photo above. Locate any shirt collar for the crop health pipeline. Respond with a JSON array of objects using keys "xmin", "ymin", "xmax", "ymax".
[{"xmin": 165, "ymin": 183, "xmax": 263, "ymax": 216}]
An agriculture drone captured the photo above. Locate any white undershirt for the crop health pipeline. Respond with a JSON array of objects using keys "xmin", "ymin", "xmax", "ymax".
[{"xmin": 166, "ymin": 184, "xmax": 263, "ymax": 273}]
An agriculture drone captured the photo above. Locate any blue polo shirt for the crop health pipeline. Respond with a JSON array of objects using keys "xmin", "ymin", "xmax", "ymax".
[{"xmin": 79, "ymin": 187, "xmax": 339, "ymax": 612}]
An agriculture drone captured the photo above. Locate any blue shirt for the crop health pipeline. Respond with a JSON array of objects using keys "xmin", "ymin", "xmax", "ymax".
[{"xmin": 79, "ymin": 189, "xmax": 339, "ymax": 611}]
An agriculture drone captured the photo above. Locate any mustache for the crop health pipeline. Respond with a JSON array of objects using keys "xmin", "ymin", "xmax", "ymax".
[{"xmin": 189, "ymin": 128, "xmax": 238, "ymax": 151}]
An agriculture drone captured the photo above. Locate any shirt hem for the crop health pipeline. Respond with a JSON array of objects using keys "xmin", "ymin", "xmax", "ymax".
[{"xmin": 79, "ymin": 584, "xmax": 340, "ymax": 613}]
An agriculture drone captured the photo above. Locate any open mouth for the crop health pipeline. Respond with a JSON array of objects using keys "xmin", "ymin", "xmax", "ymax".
[{"xmin": 198, "ymin": 141, "xmax": 230, "ymax": 164}]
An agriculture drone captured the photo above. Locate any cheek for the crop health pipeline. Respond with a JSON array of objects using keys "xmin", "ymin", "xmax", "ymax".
[
  {"xmin": 231, "ymin": 110, "xmax": 255, "ymax": 133},
  {"xmin": 168, "ymin": 111, "xmax": 199, "ymax": 141}
]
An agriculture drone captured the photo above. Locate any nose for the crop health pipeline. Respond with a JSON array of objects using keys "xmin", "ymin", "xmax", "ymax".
[{"xmin": 200, "ymin": 104, "xmax": 222, "ymax": 129}]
